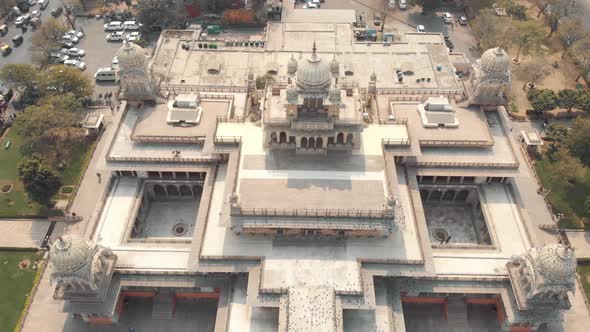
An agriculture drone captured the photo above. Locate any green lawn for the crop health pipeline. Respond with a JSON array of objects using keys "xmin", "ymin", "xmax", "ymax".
[
  {"xmin": 579, "ymin": 264, "xmax": 590, "ymax": 303},
  {"xmin": 535, "ymin": 158, "xmax": 590, "ymax": 229},
  {"xmin": 0, "ymin": 250, "xmax": 42, "ymax": 332},
  {"xmin": 0, "ymin": 130, "xmax": 46, "ymax": 218},
  {"xmin": 60, "ymin": 140, "xmax": 94, "ymax": 186}
]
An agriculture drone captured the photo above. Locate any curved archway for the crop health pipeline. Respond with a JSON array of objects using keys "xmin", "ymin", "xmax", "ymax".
[
  {"xmin": 270, "ymin": 132, "xmax": 277, "ymax": 143},
  {"xmin": 308, "ymin": 137, "xmax": 315, "ymax": 149},
  {"xmin": 301, "ymin": 137, "xmax": 308, "ymax": 148},
  {"xmin": 442, "ymin": 190, "xmax": 456, "ymax": 201},
  {"xmin": 153, "ymin": 184, "xmax": 166, "ymax": 198},
  {"xmin": 279, "ymin": 132, "xmax": 287, "ymax": 144},
  {"xmin": 346, "ymin": 133, "xmax": 353, "ymax": 145},
  {"xmin": 179, "ymin": 185, "xmax": 192, "ymax": 197},
  {"xmin": 336, "ymin": 133, "xmax": 344, "ymax": 144},
  {"xmin": 167, "ymin": 185, "xmax": 179, "ymax": 196},
  {"xmin": 315, "ymin": 137, "xmax": 323, "ymax": 149}
]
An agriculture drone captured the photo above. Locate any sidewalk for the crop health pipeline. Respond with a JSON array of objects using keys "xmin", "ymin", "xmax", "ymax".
[
  {"xmin": 565, "ymin": 230, "xmax": 590, "ymax": 259},
  {"xmin": 0, "ymin": 219, "xmax": 49, "ymax": 248}
]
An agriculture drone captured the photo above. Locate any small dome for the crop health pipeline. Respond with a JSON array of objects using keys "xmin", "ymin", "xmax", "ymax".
[
  {"xmin": 247, "ymin": 72, "xmax": 254, "ymax": 81},
  {"xmin": 296, "ymin": 43, "xmax": 331, "ymax": 91},
  {"xmin": 370, "ymin": 72, "xmax": 377, "ymax": 82},
  {"xmin": 480, "ymin": 47, "xmax": 509, "ymax": 75},
  {"xmin": 286, "ymin": 83, "xmax": 298, "ymax": 103},
  {"xmin": 49, "ymin": 235, "xmax": 91, "ymax": 273},
  {"xmin": 288, "ymin": 55, "xmax": 298, "ymax": 75},
  {"xmin": 330, "ymin": 55, "xmax": 339, "ymax": 76},
  {"xmin": 116, "ymin": 42, "xmax": 147, "ymax": 69},
  {"xmin": 537, "ymin": 243, "xmax": 577, "ymax": 281}
]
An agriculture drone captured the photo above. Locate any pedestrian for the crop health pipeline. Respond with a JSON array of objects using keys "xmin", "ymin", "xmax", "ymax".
[
  {"xmin": 96, "ymin": 172, "xmax": 101, "ymax": 183},
  {"xmin": 445, "ymin": 235, "xmax": 451, "ymax": 244}
]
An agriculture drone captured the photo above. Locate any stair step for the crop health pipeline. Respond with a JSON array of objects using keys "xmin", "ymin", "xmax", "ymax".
[{"xmin": 152, "ymin": 292, "xmax": 175, "ymax": 320}]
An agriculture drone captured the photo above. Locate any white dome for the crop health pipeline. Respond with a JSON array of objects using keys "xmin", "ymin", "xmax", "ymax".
[
  {"xmin": 329, "ymin": 85, "xmax": 341, "ymax": 103},
  {"xmin": 480, "ymin": 47, "xmax": 509, "ymax": 75},
  {"xmin": 287, "ymin": 83, "xmax": 298, "ymax": 103},
  {"xmin": 288, "ymin": 55, "xmax": 298, "ymax": 75},
  {"xmin": 537, "ymin": 243, "xmax": 577, "ymax": 281},
  {"xmin": 117, "ymin": 42, "xmax": 147, "ymax": 69},
  {"xmin": 49, "ymin": 235, "xmax": 91, "ymax": 273},
  {"xmin": 296, "ymin": 43, "xmax": 331, "ymax": 91}
]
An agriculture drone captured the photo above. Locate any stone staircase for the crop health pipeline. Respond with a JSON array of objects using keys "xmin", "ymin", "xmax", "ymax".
[
  {"xmin": 152, "ymin": 291, "xmax": 175, "ymax": 320},
  {"xmin": 446, "ymin": 298, "xmax": 468, "ymax": 329}
]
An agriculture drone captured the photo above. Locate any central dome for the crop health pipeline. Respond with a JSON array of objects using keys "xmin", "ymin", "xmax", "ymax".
[
  {"xmin": 49, "ymin": 235, "xmax": 91, "ymax": 273},
  {"xmin": 117, "ymin": 41, "xmax": 147, "ymax": 69},
  {"xmin": 480, "ymin": 47, "xmax": 509, "ymax": 75},
  {"xmin": 537, "ymin": 243, "xmax": 577, "ymax": 281},
  {"xmin": 296, "ymin": 42, "xmax": 331, "ymax": 91}
]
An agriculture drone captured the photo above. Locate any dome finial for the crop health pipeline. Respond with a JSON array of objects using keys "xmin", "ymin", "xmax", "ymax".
[{"xmin": 312, "ymin": 41, "xmax": 317, "ymax": 55}]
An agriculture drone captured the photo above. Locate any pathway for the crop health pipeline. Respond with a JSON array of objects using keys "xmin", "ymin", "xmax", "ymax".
[{"xmin": 0, "ymin": 219, "xmax": 49, "ymax": 248}]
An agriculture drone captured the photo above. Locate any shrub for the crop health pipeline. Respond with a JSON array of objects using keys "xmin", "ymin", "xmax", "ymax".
[{"xmin": 528, "ymin": 89, "xmax": 558, "ymax": 112}]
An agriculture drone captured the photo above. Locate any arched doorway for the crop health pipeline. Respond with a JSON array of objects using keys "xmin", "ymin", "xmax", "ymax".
[
  {"xmin": 346, "ymin": 133, "xmax": 353, "ymax": 145},
  {"xmin": 153, "ymin": 184, "xmax": 166, "ymax": 198},
  {"xmin": 279, "ymin": 132, "xmax": 287, "ymax": 143},
  {"xmin": 167, "ymin": 185, "xmax": 179, "ymax": 196},
  {"xmin": 308, "ymin": 137, "xmax": 315, "ymax": 149},
  {"xmin": 301, "ymin": 137, "xmax": 308, "ymax": 148},
  {"xmin": 179, "ymin": 185, "xmax": 192, "ymax": 197},
  {"xmin": 336, "ymin": 133, "xmax": 344, "ymax": 144},
  {"xmin": 270, "ymin": 132, "xmax": 277, "ymax": 143},
  {"xmin": 315, "ymin": 137, "xmax": 323, "ymax": 149}
]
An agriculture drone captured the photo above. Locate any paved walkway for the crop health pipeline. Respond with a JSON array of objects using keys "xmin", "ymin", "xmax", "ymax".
[
  {"xmin": 0, "ymin": 219, "xmax": 49, "ymax": 248},
  {"xmin": 565, "ymin": 230, "xmax": 590, "ymax": 259}
]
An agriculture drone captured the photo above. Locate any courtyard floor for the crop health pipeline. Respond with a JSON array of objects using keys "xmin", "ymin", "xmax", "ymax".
[
  {"xmin": 423, "ymin": 203, "xmax": 490, "ymax": 245},
  {"xmin": 139, "ymin": 199, "xmax": 200, "ymax": 238}
]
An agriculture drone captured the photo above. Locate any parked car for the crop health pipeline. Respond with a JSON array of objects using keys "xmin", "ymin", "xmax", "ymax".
[
  {"xmin": 30, "ymin": 9, "xmax": 41, "ymax": 17},
  {"xmin": 60, "ymin": 34, "xmax": 79, "ymax": 44},
  {"xmin": 416, "ymin": 24, "xmax": 425, "ymax": 32},
  {"xmin": 123, "ymin": 20, "xmax": 142, "ymax": 30},
  {"xmin": 95, "ymin": 67, "xmax": 117, "ymax": 81},
  {"xmin": 29, "ymin": 17, "xmax": 41, "ymax": 29},
  {"xmin": 374, "ymin": 16, "xmax": 382, "ymax": 26},
  {"xmin": 12, "ymin": 35, "xmax": 24, "ymax": 46},
  {"xmin": 104, "ymin": 21, "xmax": 123, "ymax": 31},
  {"xmin": 66, "ymin": 29, "xmax": 84, "ymax": 39},
  {"xmin": 303, "ymin": 2, "xmax": 319, "ymax": 8},
  {"xmin": 49, "ymin": 51, "xmax": 69, "ymax": 63},
  {"xmin": 62, "ymin": 47, "xmax": 85, "ymax": 57},
  {"xmin": 15, "ymin": 15, "xmax": 29, "ymax": 27},
  {"xmin": 1, "ymin": 44, "xmax": 12, "ymax": 56},
  {"xmin": 38, "ymin": 0, "xmax": 48, "ymax": 9},
  {"xmin": 59, "ymin": 40, "xmax": 74, "ymax": 48},
  {"xmin": 399, "ymin": 0, "xmax": 407, "ymax": 9},
  {"xmin": 0, "ymin": 24, "xmax": 8, "ymax": 36},
  {"xmin": 458, "ymin": 16, "xmax": 468, "ymax": 25},
  {"xmin": 50, "ymin": 7, "xmax": 62, "ymax": 17},
  {"xmin": 107, "ymin": 31, "xmax": 124, "ymax": 42},
  {"xmin": 26, "ymin": 0, "xmax": 36, "ymax": 6},
  {"xmin": 64, "ymin": 59, "xmax": 86, "ymax": 70},
  {"xmin": 125, "ymin": 31, "xmax": 141, "ymax": 42},
  {"xmin": 442, "ymin": 12, "xmax": 453, "ymax": 23}
]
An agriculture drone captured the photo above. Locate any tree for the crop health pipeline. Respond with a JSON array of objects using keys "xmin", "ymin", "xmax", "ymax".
[
  {"xmin": 528, "ymin": 89, "xmax": 558, "ymax": 111},
  {"xmin": 533, "ymin": 0, "xmax": 551, "ymax": 17},
  {"xmin": 545, "ymin": 0, "xmax": 572, "ymax": 38},
  {"xmin": 0, "ymin": 64, "xmax": 41, "ymax": 106},
  {"xmin": 550, "ymin": 148, "xmax": 585, "ymax": 185},
  {"xmin": 571, "ymin": 38, "xmax": 590, "ymax": 82},
  {"xmin": 136, "ymin": 0, "xmax": 187, "ymax": 33},
  {"xmin": 511, "ymin": 20, "xmax": 546, "ymax": 61},
  {"xmin": 17, "ymin": 154, "xmax": 62, "ymax": 205},
  {"xmin": 31, "ymin": 19, "xmax": 69, "ymax": 67},
  {"xmin": 40, "ymin": 65, "xmax": 93, "ymax": 100},
  {"xmin": 507, "ymin": 2, "xmax": 528, "ymax": 21},
  {"xmin": 519, "ymin": 56, "xmax": 551, "ymax": 88},
  {"xmin": 545, "ymin": 123, "xmax": 569, "ymax": 143},
  {"xmin": 567, "ymin": 117, "xmax": 590, "ymax": 165},
  {"xmin": 407, "ymin": 0, "xmax": 438, "ymax": 13},
  {"xmin": 558, "ymin": 89, "xmax": 578, "ymax": 111},
  {"xmin": 471, "ymin": 10, "xmax": 515, "ymax": 50},
  {"xmin": 559, "ymin": 18, "xmax": 589, "ymax": 51},
  {"xmin": 576, "ymin": 89, "xmax": 590, "ymax": 111},
  {"xmin": 584, "ymin": 196, "xmax": 590, "ymax": 215}
]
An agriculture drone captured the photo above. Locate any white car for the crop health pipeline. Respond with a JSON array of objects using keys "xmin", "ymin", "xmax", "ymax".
[
  {"xmin": 61, "ymin": 34, "xmax": 79, "ymax": 44},
  {"xmin": 125, "ymin": 32, "xmax": 141, "ymax": 42},
  {"xmin": 123, "ymin": 20, "xmax": 142, "ymax": 30},
  {"xmin": 15, "ymin": 16, "xmax": 27, "ymax": 27},
  {"xmin": 399, "ymin": 0, "xmax": 407, "ymax": 9},
  {"xmin": 112, "ymin": 56, "xmax": 118, "ymax": 66},
  {"xmin": 442, "ymin": 12, "xmax": 453, "ymax": 23},
  {"xmin": 66, "ymin": 30, "xmax": 84, "ymax": 39},
  {"xmin": 38, "ymin": 0, "xmax": 48, "ymax": 9},
  {"xmin": 104, "ymin": 21, "xmax": 123, "ymax": 31},
  {"xmin": 107, "ymin": 31, "xmax": 124, "ymax": 42},
  {"xmin": 303, "ymin": 2, "xmax": 319, "ymax": 9},
  {"xmin": 62, "ymin": 47, "xmax": 85, "ymax": 57},
  {"xmin": 31, "ymin": 10, "xmax": 41, "ymax": 18},
  {"xmin": 64, "ymin": 59, "xmax": 86, "ymax": 70},
  {"xmin": 417, "ymin": 24, "xmax": 425, "ymax": 32}
]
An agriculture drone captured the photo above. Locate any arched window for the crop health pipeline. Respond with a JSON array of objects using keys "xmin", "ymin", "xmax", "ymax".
[
  {"xmin": 301, "ymin": 137, "xmax": 308, "ymax": 148},
  {"xmin": 336, "ymin": 133, "xmax": 344, "ymax": 144},
  {"xmin": 346, "ymin": 133, "xmax": 353, "ymax": 145},
  {"xmin": 193, "ymin": 185, "xmax": 203, "ymax": 198},
  {"xmin": 179, "ymin": 185, "xmax": 192, "ymax": 197},
  {"xmin": 167, "ymin": 185, "xmax": 179, "ymax": 196},
  {"xmin": 315, "ymin": 137, "xmax": 323, "ymax": 149},
  {"xmin": 270, "ymin": 132, "xmax": 277, "ymax": 143},
  {"xmin": 279, "ymin": 132, "xmax": 287, "ymax": 143},
  {"xmin": 153, "ymin": 184, "xmax": 166, "ymax": 198},
  {"xmin": 308, "ymin": 137, "xmax": 315, "ymax": 149},
  {"xmin": 442, "ymin": 190, "xmax": 456, "ymax": 201}
]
